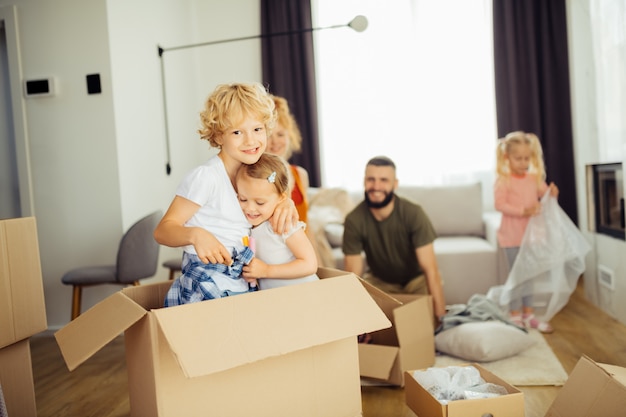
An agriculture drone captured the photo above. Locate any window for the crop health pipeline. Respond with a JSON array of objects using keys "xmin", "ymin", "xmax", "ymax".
[
  {"xmin": 312, "ymin": 0, "xmax": 497, "ymax": 195},
  {"xmin": 590, "ymin": 0, "xmax": 626, "ymax": 161}
]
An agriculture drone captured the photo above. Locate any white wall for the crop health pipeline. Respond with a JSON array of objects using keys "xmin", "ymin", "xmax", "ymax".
[
  {"xmin": 106, "ymin": 0, "xmax": 261, "ymax": 281},
  {"xmin": 567, "ymin": 0, "xmax": 626, "ymax": 325},
  {"xmin": 0, "ymin": 0, "xmax": 123, "ymax": 328},
  {"xmin": 1, "ymin": 0, "xmax": 261, "ymax": 329}
]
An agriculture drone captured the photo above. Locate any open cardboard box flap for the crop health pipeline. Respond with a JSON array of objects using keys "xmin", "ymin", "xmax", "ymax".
[
  {"xmin": 154, "ymin": 274, "xmax": 391, "ymax": 378},
  {"xmin": 600, "ymin": 362, "xmax": 626, "ymax": 386},
  {"xmin": 55, "ymin": 291, "xmax": 148, "ymax": 371},
  {"xmin": 545, "ymin": 355, "xmax": 626, "ymax": 417},
  {"xmin": 356, "ymin": 279, "xmax": 435, "ymax": 384},
  {"xmin": 358, "ymin": 343, "xmax": 399, "ymax": 380},
  {"xmin": 393, "ymin": 294, "xmax": 435, "ymax": 372},
  {"xmin": 56, "ymin": 273, "xmax": 391, "ymax": 378}
]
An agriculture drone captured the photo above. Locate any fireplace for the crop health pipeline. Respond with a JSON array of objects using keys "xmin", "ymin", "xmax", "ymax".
[{"xmin": 587, "ymin": 162, "xmax": 625, "ymax": 240}]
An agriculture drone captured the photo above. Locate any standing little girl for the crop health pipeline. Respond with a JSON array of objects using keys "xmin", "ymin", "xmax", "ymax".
[
  {"xmin": 155, "ymin": 82, "xmax": 297, "ymax": 306},
  {"xmin": 236, "ymin": 153, "xmax": 319, "ymax": 290},
  {"xmin": 494, "ymin": 131, "xmax": 559, "ymax": 333}
]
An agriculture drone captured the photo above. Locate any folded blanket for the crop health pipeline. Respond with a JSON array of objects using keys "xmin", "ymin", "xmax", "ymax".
[{"xmin": 437, "ymin": 294, "xmax": 521, "ymax": 333}]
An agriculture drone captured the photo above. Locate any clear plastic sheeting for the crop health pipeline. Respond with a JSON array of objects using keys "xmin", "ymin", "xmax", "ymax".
[
  {"xmin": 488, "ymin": 191, "xmax": 591, "ymax": 322},
  {"xmin": 412, "ymin": 366, "xmax": 508, "ymax": 404}
]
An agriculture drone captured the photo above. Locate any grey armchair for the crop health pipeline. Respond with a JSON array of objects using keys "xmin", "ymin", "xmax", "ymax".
[{"xmin": 61, "ymin": 210, "xmax": 162, "ymax": 320}]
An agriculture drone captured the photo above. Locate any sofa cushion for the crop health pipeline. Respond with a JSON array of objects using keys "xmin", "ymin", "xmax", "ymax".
[
  {"xmin": 396, "ymin": 183, "xmax": 483, "ymax": 237},
  {"xmin": 434, "ymin": 236, "xmax": 498, "ymax": 304},
  {"xmin": 434, "ymin": 236, "xmax": 496, "ymax": 255}
]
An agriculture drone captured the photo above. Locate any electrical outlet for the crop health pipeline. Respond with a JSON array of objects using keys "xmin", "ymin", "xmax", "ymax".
[{"xmin": 598, "ymin": 265, "xmax": 615, "ymax": 291}]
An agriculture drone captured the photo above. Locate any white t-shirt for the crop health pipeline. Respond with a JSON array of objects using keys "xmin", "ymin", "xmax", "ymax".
[
  {"xmin": 252, "ymin": 221, "xmax": 319, "ymax": 290},
  {"xmin": 176, "ymin": 156, "xmax": 250, "ymax": 256}
]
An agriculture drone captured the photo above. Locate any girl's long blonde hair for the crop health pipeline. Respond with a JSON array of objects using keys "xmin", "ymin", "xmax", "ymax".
[
  {"xmin": 495, "ymin": 131, "xmax": 546, "ymax": 186},
  {"xmin": 271, "ymin": 95, "xmax": 303, "ymax": 160}
]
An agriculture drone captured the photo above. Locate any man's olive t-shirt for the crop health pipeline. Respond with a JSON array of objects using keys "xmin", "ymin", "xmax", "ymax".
[{"xmin": 342, "ymin": 197, "xmax": 437, "ymax": 286}]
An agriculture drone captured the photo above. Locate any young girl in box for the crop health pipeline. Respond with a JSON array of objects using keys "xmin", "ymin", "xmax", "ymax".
[{"xmin": 236, "ymin": 153, "xmax": 319, "ymax": 290}]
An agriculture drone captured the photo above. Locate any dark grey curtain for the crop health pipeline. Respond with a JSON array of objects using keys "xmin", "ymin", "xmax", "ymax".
[
  {"xmin": 260, "ymin": 0, "xmax": 321, "ymax": 187},
  {"xmin": 493, "ymin": 0, "xmax": 578, "ymax": 223}
]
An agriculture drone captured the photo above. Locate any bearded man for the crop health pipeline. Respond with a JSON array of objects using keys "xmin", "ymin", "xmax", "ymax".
[{"xmin": 342, "ymin": 156, "xmax": 446, "ymax": 320}]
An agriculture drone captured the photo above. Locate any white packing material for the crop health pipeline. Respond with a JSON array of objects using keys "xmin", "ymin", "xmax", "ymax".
[{"xmin": 412, "ymin": 366, "xmax": 508, "ymax": 405}]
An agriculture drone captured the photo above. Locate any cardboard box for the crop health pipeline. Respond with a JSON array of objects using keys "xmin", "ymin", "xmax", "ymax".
[
  {"xmin": 545, "ymin": 355, "xmax": 626, "ymax": 417},
  {"xmin": 404, "ymin": 363, "xmax": 524, "ymax": 417},
  {"xmin": 0, "ymin": 217, "xmax": 48, "ymax": 417},
  {"xmin": 0, "ymin": 339, "xmax": 38, "ymax": 417},
  {"xmin": 55, "ymin": 268, "xmax": 391, "ymax": 417},
  {"xmin": 0, "ymin": 217, "xmax": 47, "ymax": 349},
  {"xmin": 354, "ymin": 279, "xmax": 435, "ymax": 386}
]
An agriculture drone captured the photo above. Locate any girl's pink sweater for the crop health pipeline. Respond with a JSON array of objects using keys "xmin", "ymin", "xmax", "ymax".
[{"xmin": 494, "ymin": 173, "xmax": 548, "ymax": 247}]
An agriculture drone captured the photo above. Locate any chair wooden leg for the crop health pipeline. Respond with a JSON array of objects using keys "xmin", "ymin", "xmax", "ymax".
[{"xmin": 71, "ymin": 285, "xmax": 82, "ymax": 320}]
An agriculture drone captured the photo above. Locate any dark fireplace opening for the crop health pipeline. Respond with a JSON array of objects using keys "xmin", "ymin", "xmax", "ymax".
[{"xmin": 587, "ymin": 162, "xmax": 625, "ymax": 240}]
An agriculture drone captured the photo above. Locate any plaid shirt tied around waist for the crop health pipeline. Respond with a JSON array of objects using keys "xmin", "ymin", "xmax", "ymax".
[{"xmin": 164, "ymin": 247, "xmax": 255, "ymax": 307}]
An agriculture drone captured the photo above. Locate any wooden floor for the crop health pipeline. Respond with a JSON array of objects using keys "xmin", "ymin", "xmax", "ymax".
[{"xmin": 31, "ymin": 281, "xmax": 626, "ymax": 417}]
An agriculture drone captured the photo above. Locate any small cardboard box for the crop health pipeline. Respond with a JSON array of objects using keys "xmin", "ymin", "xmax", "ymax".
[
  {"xmin": 404, "ymin": 363, "xmax": 524, "ymax": 417},
  {"xmin": 355, "ymin": 279, "xmax": 435, "ymax": 386},
  {"xmin": 0, "ymin": 217, "xmax": 48, "ymax": 417},
  {"xmin": 545, "ymin": 355, "xmax": 626, "ymax": 417},
  {"xmin": 55, "ymin": 268, "xmax": 391, "ymax": 417}
]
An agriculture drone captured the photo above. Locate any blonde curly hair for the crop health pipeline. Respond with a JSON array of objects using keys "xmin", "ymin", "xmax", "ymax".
[{"xmin": 198, "ymin": 82, "xmax": 277, "ymax": 148}]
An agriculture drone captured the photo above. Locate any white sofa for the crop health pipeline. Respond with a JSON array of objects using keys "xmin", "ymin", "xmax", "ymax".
[{"xmin": 307, "ymin": 183, "xmax": 507, "ymax": 305}]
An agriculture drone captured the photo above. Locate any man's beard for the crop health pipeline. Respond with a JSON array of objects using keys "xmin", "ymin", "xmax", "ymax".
[{"xmin": 364, "ymin": 190, "xmax": 395, "ymax": 209}]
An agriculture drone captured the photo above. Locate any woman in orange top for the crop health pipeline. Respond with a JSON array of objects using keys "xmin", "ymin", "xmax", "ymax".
[
  {"xmin": 267, "ymin": 95, "xmax": 310, "ymax": 223},
  {"xmin": 267, "ymin": 95, "xmax": 324, "ymax": 264}
]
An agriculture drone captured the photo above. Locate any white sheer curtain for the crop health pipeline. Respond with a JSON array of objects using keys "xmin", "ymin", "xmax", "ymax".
[
  {"xmin": 590, "ymin": 0, "xmax": 626, "ymax": 161},
  {"xmin": 312, "ymin": 0, "xmax": 497, "ymax": 201}
]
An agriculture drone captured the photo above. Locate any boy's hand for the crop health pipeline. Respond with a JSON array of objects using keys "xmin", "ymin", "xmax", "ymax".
[
  {"xmin": 270, "ymin": 198, "xmax": 298, "ymax": 234},
  {"xmin": 193, "ymin": 228, "xmax": 233, "ymax": 265}
]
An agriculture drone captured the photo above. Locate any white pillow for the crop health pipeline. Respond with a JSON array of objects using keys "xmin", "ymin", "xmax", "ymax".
[{"xmin": 435, "ymin": 321, "xmax": 535, "ymax": 362}]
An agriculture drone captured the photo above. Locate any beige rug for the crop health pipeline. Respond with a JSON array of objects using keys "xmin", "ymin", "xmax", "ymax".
[{"xmin": 434, "ymin": 329, "xmax": 568, "ymax": 386}]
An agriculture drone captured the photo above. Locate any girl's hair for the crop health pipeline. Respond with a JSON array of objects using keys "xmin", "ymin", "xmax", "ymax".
[
  {"xmin": 270, "ymin": 95, "xmax": 303, "ymax": 160},
  {"xmin": 495, "ymin": 131, "xmax": 546, "ymax": 185},
  {"xmin": 237, "ymin": 153, "xmax": 290, "ymax": 196},
  {"xmin": 199, "ymin": 82, "xmax": 277, "ymax": 148}
]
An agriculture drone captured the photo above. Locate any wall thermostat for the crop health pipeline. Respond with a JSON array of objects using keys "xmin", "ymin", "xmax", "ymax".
[{"xmin": 23, "ymin": 78, "xmax": 55, "ymax": 98}]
